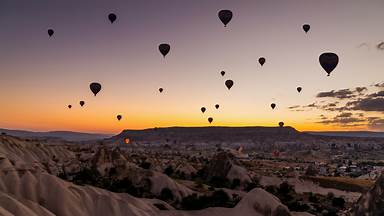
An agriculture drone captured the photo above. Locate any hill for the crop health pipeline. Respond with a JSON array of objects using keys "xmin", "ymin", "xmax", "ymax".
[{"xmin": 0, "ymin": 128, "xmax": 113, "ymax": 142}]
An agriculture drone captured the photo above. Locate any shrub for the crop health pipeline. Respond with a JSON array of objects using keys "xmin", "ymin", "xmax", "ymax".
[
  {"xmin": 160, "ymin": 187, "xmax": 174, "ymax": 201},
  {"xmin": 164, "ymin": 166, "xmax": 174, "ymax": 176},
  {"xmin": 331, "ymin": 197, "xmax": 345, "ymax": 208}
]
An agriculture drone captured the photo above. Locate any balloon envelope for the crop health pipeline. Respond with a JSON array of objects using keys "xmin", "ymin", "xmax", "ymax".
[
  {"xmin": 79, "ymin": 101, "xmax": 85, "ymax": 107},
  {"xmin": 124, "ymin": 138, "xmax": 130, "ymax": 144},
  {"xmin": 225, "ymin": 80, "xmax": 234, "ymax": 90},
  {"xmin": 220, "ymin": 71, "xmax": 225, "ymax": 76},
  {"xmin": 48, "ymin": 29, "xmax": 54, "ymax": 37},
  {"xmin": 68, "ymin": 105, "xmax": 72, "ymax": 109},
  {"xmin": 159, "ymin": 44, "xmax": 170, "ymax": 57},
  {"xmin": 319, "ymin": 53, "xmax": 339, "ymax": 76},
  {"xmin": 108, "ymin": 13, "xmax": 117, "ymax": 23},
  {"xmin": 90, "ymin": 82, "xmax": 102, "ymax": 96},
  {"xmin": 215, "ymin": 104, "xmax": 219, "ymax": 109},
  {"xmin": 303, "ymin": 24, "xmax": 310, "ymax": 33},
  {"xmin": 259, "ymin": 57, "xmax": 266, "ymax": 66},
  {"xmin": 208, "ymin": 117, "xmax": 213, "ymax": 124},
  {"xmin": 297, "ymin": 87, "xmax": 302, "ymax": 93},
  {"xmin": 279, "ymin": 122, "xmax": 284, "ymax": 127},
  {"xmin": 218, "ymin": 10, "xmax": 233, "ymax": 27},
  {"xmin": 159, "ymin": 88, "xmax": 163, "ymax": 93},
  {"xmin": 201, "ymin": 107, "xmax": 206, "ymax": 113},
  {"xmin": 271, "ymin": 103, "xmax": 276, "ymax": 109},
  {"xmin": 117, "ymin": 115, "xmax": 122, "ymax": 121}
]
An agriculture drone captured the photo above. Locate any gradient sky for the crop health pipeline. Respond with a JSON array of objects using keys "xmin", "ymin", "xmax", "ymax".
[{"xmin": 0, "ymin": 0, "xmax": 383, "ymax": 133}]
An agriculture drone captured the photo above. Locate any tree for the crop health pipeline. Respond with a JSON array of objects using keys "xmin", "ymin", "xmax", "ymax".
[{"xmin": 160, "ymin": 187, "xmax": 174, "ymax": 201}]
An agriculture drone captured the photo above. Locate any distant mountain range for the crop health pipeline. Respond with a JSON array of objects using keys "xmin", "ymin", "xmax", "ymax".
[
  {"xmin": 305, "ymin": 131, "xmax": 384, "ymax": 138},
  {"xmin": 0, "ymin": 128, "xmax": 113, "ymax": 141}
]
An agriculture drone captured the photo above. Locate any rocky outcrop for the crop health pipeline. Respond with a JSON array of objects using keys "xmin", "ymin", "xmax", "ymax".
[{"xmin": 353, "ymin": 172, "xmax": 384, "ymax": 216}]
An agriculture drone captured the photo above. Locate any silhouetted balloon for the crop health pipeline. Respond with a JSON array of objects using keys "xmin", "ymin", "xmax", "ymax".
[
  {"xmin": 259, "ymin": 57, "xmax": 266, "ymax": 66},
  {"xmin": 297, "ymin": 87, "xmax": 302, "ymax": 93},
  {"xmin": 319, "ymin": 52, "xmax": 339, "ymax": 76},
  {"xmin": 215, "ymin": 104, "xmax": 219, "ymax": 109},
  {"xmin": 68, "ymin": 105, "xmax": 72, "ymax": 109},
  {"xmin": 90, "ymin": 82, "xmax": 102, "ymax": 96},
  {"xmin": 220, "ymin": 71, "xmax": 225, "ymax": 76},
  {"xmin": 159, "ymin": 88, "xmax": 163, "ymax": 93},
  {"xmin": 279, "ymin": 122, "xmax": 284, "ymax": 127},
  {"xmin": 303, "ymin": 24, "xmax": 310, "ymax": 33},
  {"xmin": 48, "ymin": 29, "xmax": 54, "ymax": 37},
  {"xmin": 208, "ymin": 117, "xmax": 213, "ymax": 124},
  {"xmin": 79, "ymin": 101, "xmax": 85, "ymax": 107},
  {"xmin": 108, "ymin": 13, "xmax": 117, "ymax": 23},
  {"xmin": 218, "ymin": 10, "xmax": 233, "ymax": 27},
  {"xmin": 117, "ymin": 115, "xmax": 122, "ymax": 121},
  {"xmin": 225, "ymin": 80, "xmax": 234, "ymax": 90},
  {"xmin": 201, "ymin": 107, "xmax": 206, "ymax": 113},
  {"xmin": 271, "ymin": 103, "xmax": 276, "ymax": 109},
  {"xmin": 159, "ymin": 43, "xmax": 170, "ymax": 58}
]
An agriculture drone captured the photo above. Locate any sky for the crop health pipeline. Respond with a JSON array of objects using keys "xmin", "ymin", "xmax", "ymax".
[{"xmin": 0, "ymin": 0, "xmax": 383, "ymax": 134}]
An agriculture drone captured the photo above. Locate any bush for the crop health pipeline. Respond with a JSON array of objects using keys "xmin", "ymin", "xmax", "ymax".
[
  {"xmin": 164, "ymin": 166, "xmax": 174, "ymax": 176},
  {"xmin": 231, "ymin": 178, "xmax": 241, "ymax": 189},
  {"xmin": 160, "ymin": 187, "xmax": 174, "ymax": 201},
  {"xmin": 140, "ymin": 161, "xmax": 151, "ymax": 170},
  {"xmin": 332, "ymin": 197, "xmax": 345, "ymax": 208}
]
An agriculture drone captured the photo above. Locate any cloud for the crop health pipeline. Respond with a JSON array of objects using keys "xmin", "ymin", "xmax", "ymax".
[
  {"xmin": 316, "ymin": 87, "xmax": 367, "ymax": 99},
  {"xmin": 368, "ymin": 118, "xmax": 384, "ymax": 130},
  {"xmin": 317, "ymin": 112, "xmax": 365, "ymax": 125},
  {"xmin": 374, "ymin": 82, "xmax": 384, "ymax": 88},
  {"xmin": 348, "ymin": 97, "xmax": 384, "ymax": 112},
  {"xmin": 377, "ymin": 42, "xmax": 384, "ymax": 50}
]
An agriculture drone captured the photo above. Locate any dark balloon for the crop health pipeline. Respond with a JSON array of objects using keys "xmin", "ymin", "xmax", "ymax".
[
  {"xmin": 220, "ymin": 71, "xmax": 225, "ymax": 76},
  {"xmin": 80, "ymin": 101, "xmax": 85, "ymax": 107},
  {"xmin": 271, "ymin": 103, "xmax": 276, "ymax": 109},
  {"xmin": 215, "ymin": 104, "xmax": 219, "ymax": 109},
  {"xmin": 108, "ymin": 13, "xmax": 117, "ymax": 23},
  {"xmin": 297, "ymin": 87, "xmax": 302, "ymax": 93},
  {"xmin": 259, "ymin": 57, "xmax": 266, "ymax": 66},
  {"xmin": 279, "ymin": 122, "xmax": 284, "ymax": 127},
  {"xmin": 225, "ymin": 80, "xmax": 234, "ymax": 90},
  {"xmin": 208, "ymin": 117, "xmax": 213, "ymax": 124},
  {"xmin": 159, "ymin": 43, "xmax": 170, "ymax": 58},
  {"xmin": 68, "ymin": 105, "xmax": 72, "ymax": 109},
  {"xmin": 159, "ymin": 88, "xmax": 163, "ymax": 93},
  {"xmin": 48, "ymin": 29, "xmax": 54, "ymax": 37},
  {"xmin": 218, "ymin": 10, "xmax": 233, "ymax": 27},
  {"xmin": 90, "ymin": 82, "xmax": 102, "ymax": 96},
  {"xmin": 303, "ymin": 24, "xmax": 310, "ymax": 33},
  {"xmin": 201, "ymin": 107, "xmax": 206, "ymax": 113},
  {"xmin": 319, "ymin": 52, "xmax": 339, "ymax": 76},
  {"xmin": 117, "ymin": 115, "xmax": 122, "ymax": 121}
]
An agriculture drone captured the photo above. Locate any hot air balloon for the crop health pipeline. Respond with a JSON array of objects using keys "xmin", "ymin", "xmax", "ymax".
[
  {"xmin": 259, "ymin": 57, "xmax": 266, "ymax": 66},
  {"xmin": 271, "ymin": 103, "xmax": 276, "ymax": 109},
  {"xmin": 208, "ymin": 117, "xmax": 213, "ymax": 124},
  {"xmin": 90, "ymin": 82, "xmax": 102, "ymax": 96},
  {"xmin": 68, "ymin": 105, "xmax": 72, "ymax": 109},
  {"xmin": 159, "ymin": 43, "xmax": 170, "ymax": 58},
  {"xmin": 159, "ymin": 88, "xmax": 163, "ymax": 93},
  {"xmin": 225, "ymin": 80, "xmax": 234, "ymax": 90},
  {"xmin": 297, "ymin": 87, "xmax": 302, "ymax": 93},
  {"xmin": 220, "ymin": 71, "xmax": 225, "ymax": 76},
  {"xmin": 117, "ymin": 115, "xmax": 122, "ymax": 121},
  {"xmin": 302, "ymin": 24, "xmax": 310, "ymax": 33},
  {"xmin": 218, "ymin": 10, "xmax": 233, "ymax": 27},
  {"xmin": 48, "ymin": 29, "xmax": 54, "ymax": 37},
  {"xmin": 201, "ymin": 107, "xmax": 206, "ymax": 113},
  {"xmin": 319, "ymin": 52, "xmax": 339, "ymax": 76},
  {"xmin": 124, "ymin": 138, "xmax": 130, "ymax": 144},
  {"xmin": 108, "ymin": 13, "xmax": 117, "ymax": 23},
  {"xmin": 79, "ymin": 101, "xmax": 85, "ymax": 107},
  {"xmin": 215, "ymin": 104, "xmax": 219, "ymax": 109},
  {"xmin": 279, "ymin": 122, "xmax": 284, "ymax": 127}
]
